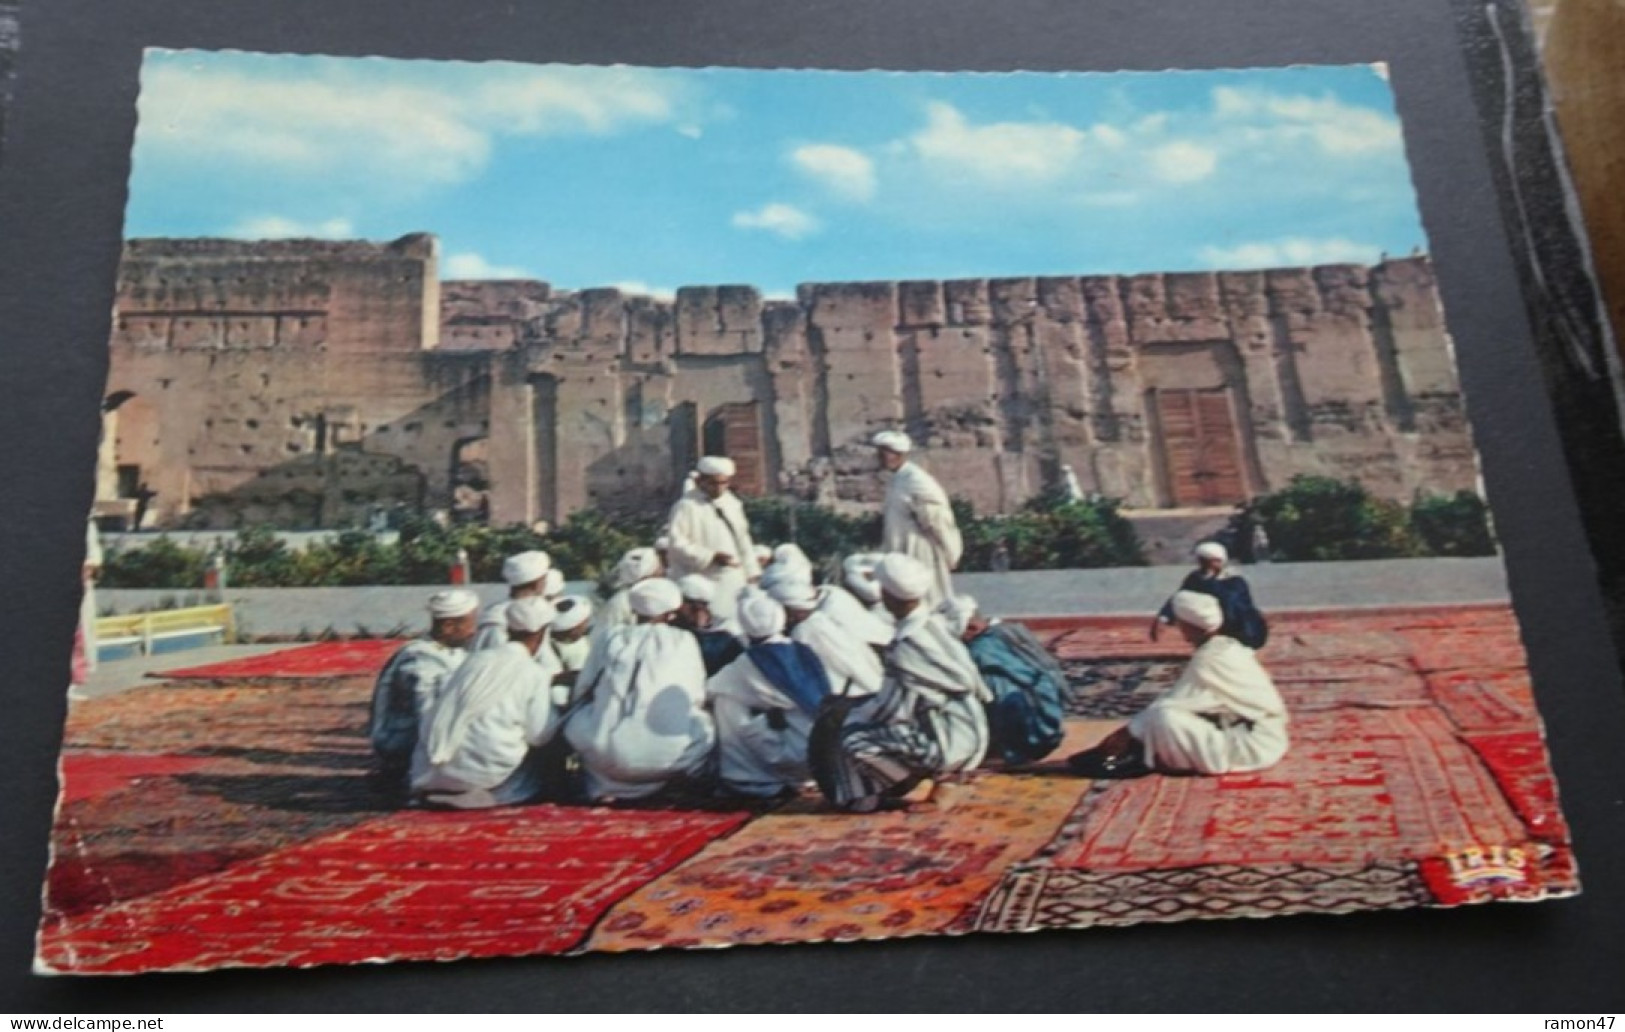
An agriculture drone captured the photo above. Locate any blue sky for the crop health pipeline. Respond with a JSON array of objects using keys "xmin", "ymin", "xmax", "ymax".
[{"xmin": 126, "ymin": 51, "xmax": 1427, "ymax": 298}]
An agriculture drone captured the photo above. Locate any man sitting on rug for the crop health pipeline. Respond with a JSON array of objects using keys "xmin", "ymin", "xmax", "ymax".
[
  {"xmin": 841, "ymin": 553, "xmax": 895, "ymax": 627},
  {"xmin": 768, "ymin": 577, "xmax": 888, "ymax": 702},
  {"xmin": 707, "ymin": 593, "xmax": 833, "ymax": 798},
  {"xmin": 1150, "ymin": 541, "xmax": 1268, "ymax": 650},
  {"xmin": 472, "ymin": 550, "xmax": 552, "ymax": 652},
  {"xmin": 549, "ymin": 596, "xmax": 594, "ymax": 687},
  {"xmin": 595, "ymin": 546, "xmax": 664, "ymax": 638},
  {"xmin": 566, "ymin": 578, "xmax": 716, "ymax": 803},
  {"xmin": 812, "ymin": 554, "xmax": 991, "ymax": 813},
  {"xmin": 674, "ymin": 574, "xmax": 745, "ymax": 675},
  {"xmin": 411, "ymin": 596, "xmax": 567, "ymax": 809},
  {"xmin": 940, "ymin": 595, "xmax": 1067, "ymax": 766},
  {"xmin": 1072, "ymin": 590, "xmax": 1289, "ymax": 778},
  {"xmin": 368, "ymin": 588, "xmax": 480, "ymax": 792}
]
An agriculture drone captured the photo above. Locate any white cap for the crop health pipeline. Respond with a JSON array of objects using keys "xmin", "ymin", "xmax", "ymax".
[
  {"xmin": 505, "ymin": 596, "xmax": 557, "ymax": 633},
  {"xmin": 615, "ymin": 547, "xmax": 661, "ymax": 588},
  {"xmin": 1194, "ymin": 541, "xmax": 1229, "ymax": 563},
  {"xmin": 767, "ymin": 576, "xmax": 819, "ymax": 610},
  {"xmin": 427, "ymin": 589, "xmax": 480, "ymax": 619},
  {"xmin": 502, "ymin": 550, "xmax": 552, "ymax": 587},
  {"xmin": 541, "ymin": 568, "xmax": 565, "ymax": 599},
  {"xmin": 552, "ymin": 596, "xmax": 593, "ymax": 633},
  {"xmin": 629, "ymin": 578, "xmax": 683, "ymax": 618},
  {"xmin": 843, "ymin": 553, "xmax": 883, "ymax": 604},
  {"xmin": 872, "ymin": 430, "xmax": 913, "ymax": 454},
  {"xmin": 696, "ymin": 455, "xmax": 736, "ymax": 477},
  {"xmin": 677, "ymin": 575, "xmax": 715, "ymax": 603},
  {"xmin": 655, "ymin": 534, "xmax": 672, "ymax": 552},
  {"xmin": 875, "ymin": 553, "xmax": 932, "ymax": 601},
  {"xmin": 1171, "ymin": 590, "xmax": 1224, "ymax": 633},
  {"xmin": 939, "ymin": 594, "xmax": 979, "ymax": 636},
  {"xmin": 739, "ymin": 594, "xmax": 787, "ymax": 640}
]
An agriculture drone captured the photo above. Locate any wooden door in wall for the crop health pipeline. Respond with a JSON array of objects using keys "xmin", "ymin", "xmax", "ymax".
[
  {"xmin": 703, "ymin": 402, "xmax": 766, "ymax": 497},
  {"xmin": 1153, "ymin": 387, "xmax": 1248, "ymax": 507}
]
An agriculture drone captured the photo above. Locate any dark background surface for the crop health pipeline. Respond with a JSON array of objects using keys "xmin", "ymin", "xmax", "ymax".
[{"xmin": 2, "ymin": 0, "xmax": 1623, "ymax": 1012}]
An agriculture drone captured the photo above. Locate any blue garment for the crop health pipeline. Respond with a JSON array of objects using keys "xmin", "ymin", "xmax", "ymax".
[
  {"xmin": 1158, "ymin": 573, "xmax": 1269, "ymax": 649},
  {"xmin": 965, "ymin": 622, "xmax": 1067, "ymax": 764},
  {"xmin": 693, "ymin": 628, "xmax": 745, "ymax": 677},
  {"xmin": 746, "ymin": 640, "xmax": 831, "ymax": 716}
]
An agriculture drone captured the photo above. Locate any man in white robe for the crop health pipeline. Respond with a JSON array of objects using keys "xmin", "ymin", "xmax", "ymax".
[
  {"xmin": 664, "ymin": 455, "xmax": 762, "ymax": 623},
  {"xmin": 596, "ymin": 546, "xmax": 663, "ymax": 637},
  {"xmin": 842, "ymin": 552, "xmax": 896, "ymax": 628},
  {"xmin": 549, "ymin": 596, "xmax": 594, "ymax": 685},
  {"xmin": 674, "ymin": 574, "xmax": 744, "ymax": 674},
  {"xmin": 707, "ymin": 594, "xmax": 832, "ymax": 798},
  {"xmin": 472, "ymin": 550, "xmax": 551, "ymax": 652},
  {"xmin": 1069, "ymin": 590, "xmax": 1289, "ymax": 778},
  {"xmin": 411, "ymin": 596, "xmax": 565, "ymax": 809},
  {"xmin": 369, "ymin": 589, "xmax": 480, "ymax": 790},
  {"xmin": 768, "ymin": 577, "xmax": 888, "ymax": 700},
  {"xmin": 874, "ymin": 431, "xmax": 963, "ymax": 608},
  {"xmin": 566, "ymin": 578, "xmax": 715, "ymax": 802},
  {"xmin": 813, "ymin": 554, "xmax": 991, "ymax": 812}
]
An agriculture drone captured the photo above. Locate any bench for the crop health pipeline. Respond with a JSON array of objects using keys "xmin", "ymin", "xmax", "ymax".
[{"xmin": 96, "ymin": 604, "xmax": 236, "ymax": 660}]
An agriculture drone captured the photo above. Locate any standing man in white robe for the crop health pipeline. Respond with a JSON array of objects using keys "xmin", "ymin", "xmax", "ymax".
[
  {"xmin": 814, "ymin": 555, "xmax": 991, "ymax": 812},
  {"xmin": 1068, "ymin": 590, "xmax": 1289, "ymax": 778},
  {"xmin": 472, "ymin": 550, "xmax": 551, "ymax": 652},
  {"xmin": 664, "ymin": 455, "xmax": 762, "ymax": 624},
  {"xmin": 412, "ymin": 596, "xmax": 565, "ymax": 809},
  {"xmin": 566, "ymin": 579, "xmax": 715, "ymax": 803},
  {"xmin": 874, "ymin": 431, "xmax": 963, "ymax": 607},
  {"xmin": 369, "ymin": 589, "xmax": 480, "ymax": 792},
  {"xmin": 707, "ymin": 594, "xmax": 832, "ymax": 798}
]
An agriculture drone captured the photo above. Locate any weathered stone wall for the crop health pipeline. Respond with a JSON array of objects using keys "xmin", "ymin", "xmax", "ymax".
[{"xmin": 102, "ymin": 234, "xmax": 1477, "ymax": 530}]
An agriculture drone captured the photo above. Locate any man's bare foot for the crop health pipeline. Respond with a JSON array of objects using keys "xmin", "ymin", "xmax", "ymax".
[{"xmin": 899, "ymin": 779, "xmax": 936, "ymax": 806}]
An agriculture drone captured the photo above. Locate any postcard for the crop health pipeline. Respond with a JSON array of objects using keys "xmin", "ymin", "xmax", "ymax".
[{"xmin": 35, "ymin": 51, "xmax": 1577, "ymax": 975}]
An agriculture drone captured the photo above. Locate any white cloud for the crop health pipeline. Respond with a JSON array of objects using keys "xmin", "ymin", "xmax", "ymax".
[
  {"xmin": 610, "ymin": 280, "xmax": 676, "ymax": 300},
  {"xmin": 228, "ymin": 215, "xmax": 355, "ymax": 239},
  {"xmin": 1212, "ymin": 86, "xmax": 1402, "ymax": 155},
  {"xmin": 443, "ymin": 251, "xmax": 533, "ymax": 279},
  {"xmin": 1198, "ymin": 236, "xmax": 1384, "ymax": 269},
  {"xmin": 1150, "ymin": 140, "xmax": 1218, "ymax": 183},
  {"xmin": 731, "ymin": 202, "xmax": 819, "ymax": 240},
  {"xmin": 136, "ymin": 57, "xmax": 692, "ymax": 193},
  {"xmin": 907, "ymin": 101, "xmax": 1087, "ymax": 185},
  {"xmin": 790, "ymin": 144, "xmax": 877, "ymax": 202}
]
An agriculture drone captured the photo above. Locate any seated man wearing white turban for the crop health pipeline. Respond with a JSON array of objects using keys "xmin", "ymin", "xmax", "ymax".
[
  {"xmin": 664, "ymin": 455, "xmax": 762, "ymax": 624},
  {"xmin": 1071, "ymin": 590, "xmax": 1289, "ymax": 778},
  {"xmin": 842, "ymin": 552, "xmax": 896, "ymax": 628},
  {"xmin": 411, "ymin": 596, "xmax": 567, "ymax": 809},
  {"xmin": 566, "ymin": 578, "xmax": 716, "ymax": 802},
  {"xmin": 597, "ymin": 545, "xmax": 664, "ymax": 635},
  {"xmin": 1150, "ymin": 541, "xmax": 1268, "ymax": 650},
  {"xmin": 768, "ymin": 575, "xmax": 889, "ymax": 700},
  {"xmin": 813, "ymin": 554, "xmax": 991, "ymax": 812},
  {"xmin": 369, "ymin": 588, "xmax": 480, "ymax": 791},
  {"xmin": 707, "ymin": 594, "xmax": 833, "ymax": 798},
  {"xmin": 548, "ymin": 596, "xmax": 595, "ymax": 686},
  {"xmin": 674, "ymin": 574, "xmax": 745, "ymax": 675},
  {"xmin": 874, "ymin": 431, "xmax": 964, "ymax": 608},
  {"xmin": 472, "ymin": 550, "xmax": 552, "ymax": 652}
]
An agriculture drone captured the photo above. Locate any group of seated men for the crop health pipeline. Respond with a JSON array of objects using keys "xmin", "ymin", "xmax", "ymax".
[{"xmin": 369, "ymin": 537, "xmax": 1288, "ymax": 812}]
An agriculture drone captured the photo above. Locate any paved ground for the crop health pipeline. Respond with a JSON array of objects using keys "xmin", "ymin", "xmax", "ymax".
[
  {"xmin": 74, "ymin": 644, "xmax": 292, "ymax": 700},
  {"xmin": 97, "ymin": 556, "xmax": 1511, "ymax": 640}
]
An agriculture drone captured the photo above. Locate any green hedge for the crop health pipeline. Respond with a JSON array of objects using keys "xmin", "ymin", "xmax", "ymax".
[{"xmin": 1230, "ymin": 476, "xmax": 1496, "ymax": 562}]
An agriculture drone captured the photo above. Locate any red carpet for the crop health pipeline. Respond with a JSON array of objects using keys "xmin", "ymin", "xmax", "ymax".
[
  {"xmin": 57, "ymin": 752, "xmax": 216, "ymax": 805},
  {"xmin": 157, "ymin": 639, "xmax": 409, "ymax": 679},
  {"xmin": 40, "ymin": 805, "xmax": 748, "ymax": 974}
]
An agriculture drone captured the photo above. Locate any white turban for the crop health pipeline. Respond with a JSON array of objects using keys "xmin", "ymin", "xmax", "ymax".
[
  {"xmin": 677, "ymin": 574, "xmax": 715, "ymax": 603},
  {"xmin": 1194, "ymin": 541, "xmax": 1229, "ymax": 564},
  {"xmin": 427, "ymin": 589, "xmax": 479, "ymax": 619},
  {"xmin": 875, "ymin": 553, "xmax": 932, "ymax": 601},
  {"xmin": 939, "ymin": 594, "xmax": 979, "ymax": 637},
  {"xmin": 739, "ymin": 593, "xmax": 787, "ymax": 640},
  {"xmin": 552, "ymin": 596, "xmax": 593, "ymax": 633},
  {"xmin": 501, "ymin": 550, "xmax": 552, "ymax": 587},
  {"xmin": 615, "ymin": 547, "xmax": 661, "ymax": 588},
  {"xmin": 767, "ymin": 576, "xmax": 819, "ymax": 610},
  {"xmin": 843, "ymin": 554, "xmax": 882, "ymax": 604},
  {"xmin": 871, "ymin": 430, "xmax": 913, "ymax": 454},
  {"xmin": 629, "ymin": 578, "xmax": 683, "ymax": 618},
  {"xmin": 1171, "ymin": 590, "xmax": 1224, "ymax": 633},
  {"xmin": 505, "ymin": 596, "xmax": 557, "ymax": 633},
  {"xmin": 655, "ymin": 534, "xmax": 672, "ymax": 552},
  {"xmin": 774, "ymin": 543, "xmax": 812, "ymax": 572},
  {"xmin": 760, "ymin": 560, "xmax": 811, "ymax": 595},
  {"xmin": 541, "ymin": 568, "xmax": 565, "ymax": 599},
  {"xmin": 696, "ymin": 455, "xmax": 736, "ymax": 477}
]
